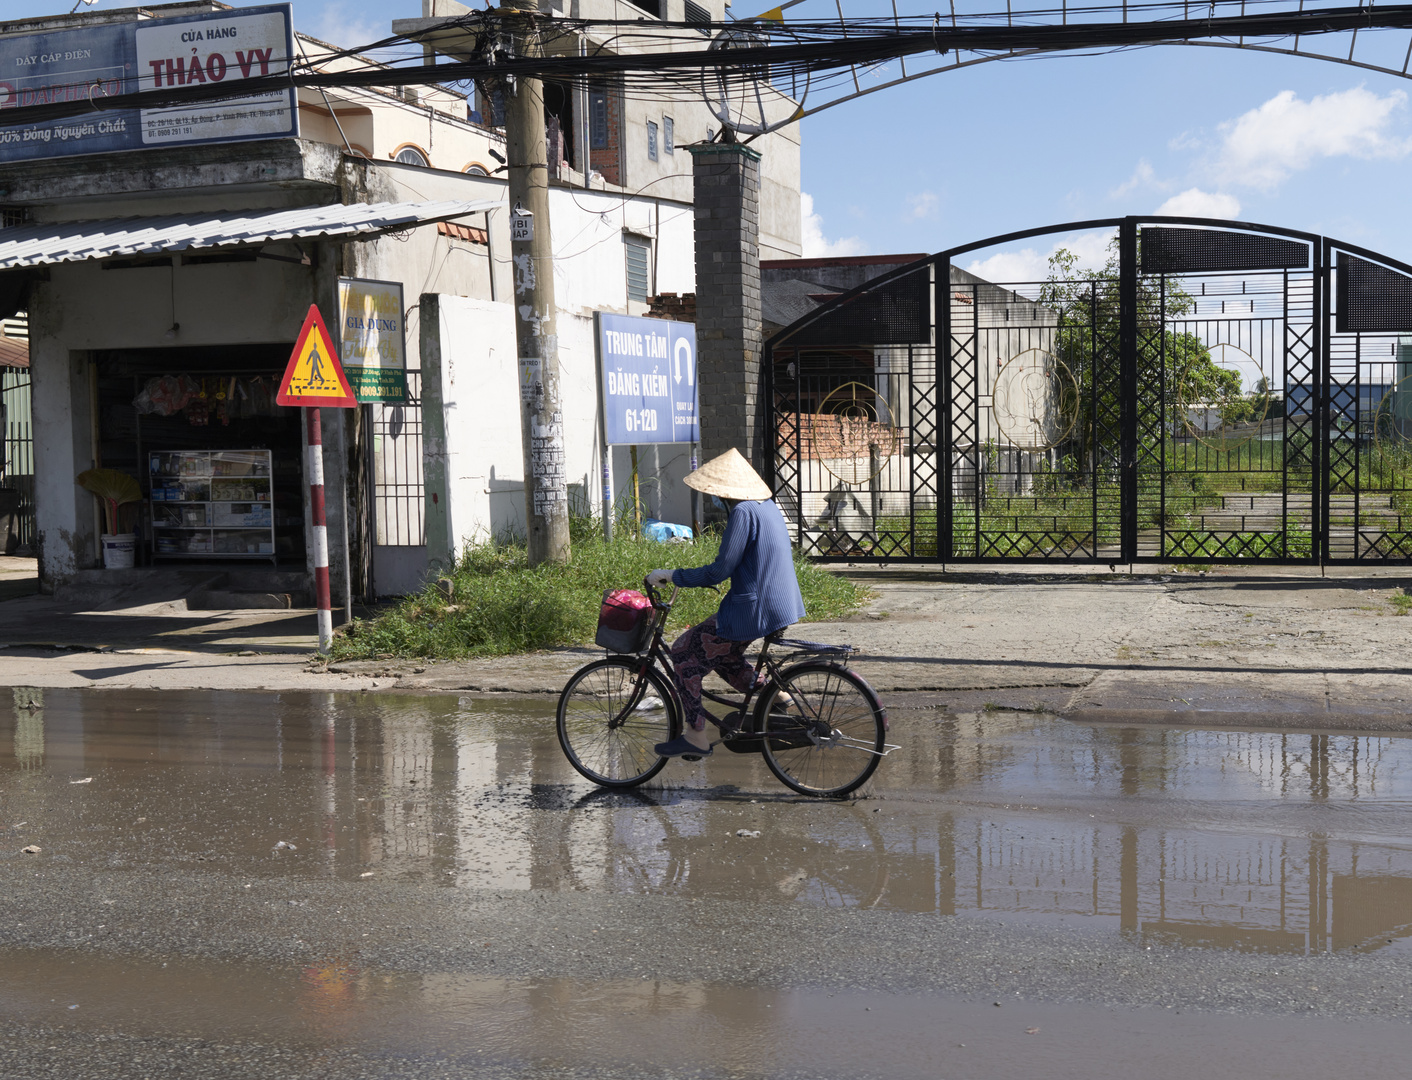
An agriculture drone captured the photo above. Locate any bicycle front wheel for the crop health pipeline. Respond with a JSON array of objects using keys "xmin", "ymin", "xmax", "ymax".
[
  {"xmin": 557, "ymin": 658, "xmax": 680, "ymax": 788},
  {"xmin": 756, "ymin": 662, "xmax": 886, "ymax": 798}
]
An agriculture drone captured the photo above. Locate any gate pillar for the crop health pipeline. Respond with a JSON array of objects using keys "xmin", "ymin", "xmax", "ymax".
[{"xmin": 688, "ymin": 143, "xmax": 766, "ymax": 487}]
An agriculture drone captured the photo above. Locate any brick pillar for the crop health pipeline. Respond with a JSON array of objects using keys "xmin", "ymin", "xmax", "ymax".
[{"xmin": 688, "ymin": 143, "xmax": 764, "ymax": 476}]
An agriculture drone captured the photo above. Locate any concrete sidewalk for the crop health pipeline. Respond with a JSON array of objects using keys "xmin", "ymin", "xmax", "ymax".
[
  {"xmin": 0, "ymin": 556, "xmax": 374, "ymax": 692},
  {"xmin": 5, "ymin": 557, "xmax": 1411, "ymax": 730}
]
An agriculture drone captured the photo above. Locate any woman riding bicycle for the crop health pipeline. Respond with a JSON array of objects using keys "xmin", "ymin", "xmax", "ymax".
[{"xmin": 646, "ymin": 448, "xmax": 805, "ymax": 760}]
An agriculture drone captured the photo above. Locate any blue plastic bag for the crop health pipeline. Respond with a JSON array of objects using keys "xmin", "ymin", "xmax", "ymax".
[{"xmin": 642, "ymin": 518, "xmax": 694, "ymax": 543}]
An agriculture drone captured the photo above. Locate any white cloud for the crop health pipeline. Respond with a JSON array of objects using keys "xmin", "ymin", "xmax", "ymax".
[
  {"xmin": 1212, "ymin": 87, "xmax": 1412, "ymax": 191},
  {"xmin": 1110, "ymin": 160, "xmax": 1160, "ymax": 199},
  {"xmin": 965, "ymin": 229, "xmax": 1115, "ymax": 284},
  {"xmin": 907, "ymin": 191, "xmax": 939, "ymax": 219},
  {"xmin": 308, "ymin": 1, "xmax": 386, "ymax": 50},
  {"xmin": 800, "ymin": 192, "xmax": 866, "ymax": 258},
  {"xmin": 1156, "ymin": 188, "xmax": 1241, "ymax": 219}
]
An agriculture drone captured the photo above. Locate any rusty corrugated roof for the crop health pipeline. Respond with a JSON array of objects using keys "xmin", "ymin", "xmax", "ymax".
[{"xmin": 0, "ymin": 318, "xmax": 26, "ymax": 368}]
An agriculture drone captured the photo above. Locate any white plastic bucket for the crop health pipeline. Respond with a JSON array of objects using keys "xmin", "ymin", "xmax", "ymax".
[{"xmin": 101, "ymin": 533, "xmax": 136, "ymax": 569}]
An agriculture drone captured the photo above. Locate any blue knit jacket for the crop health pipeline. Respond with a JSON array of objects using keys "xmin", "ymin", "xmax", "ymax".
[{"xmin": 672, "ymin": 499, "xmax": 806, "ymax": 642}]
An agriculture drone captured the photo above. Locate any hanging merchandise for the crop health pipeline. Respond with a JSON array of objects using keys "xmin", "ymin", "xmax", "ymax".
[
  {"xmin": 214, "ymin": 376, "xmax": 237, "ymax": 426},
  {"xmin": 236, "ymin": 377, "xmax": 255, "ymax": 420},
  {"xmin": 132, "ymin": 378, "xmax": 160, "ymax": 415},
  {"xmin": 185, "ymin": 377, "xmax": 211, "ymax": 427},
  {"xmin": 133, "ymin": 374, "xmax": 193, "ymax": 417},
  {"xmin": 248, "ymin": 376, "xmax": 276, "ymax": 417},
  {"xmin": 177, "ymin": 375, "xmax": 201, "ymax": 412}
]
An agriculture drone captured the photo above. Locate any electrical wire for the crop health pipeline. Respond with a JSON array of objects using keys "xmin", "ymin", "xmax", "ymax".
[{"xmin": 6, "ymin": 5, "xmax": 1412, "ymax": 127}]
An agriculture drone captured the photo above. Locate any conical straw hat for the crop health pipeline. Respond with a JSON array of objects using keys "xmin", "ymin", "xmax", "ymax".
[{"xmin": 684, "ymin": 448, "xmax": 772, "ymax": 501}]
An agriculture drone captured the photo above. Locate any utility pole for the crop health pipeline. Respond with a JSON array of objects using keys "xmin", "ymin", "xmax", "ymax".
[{"xmin": 503, "ymin": 0, "xmax": 570, "ymax": 565}]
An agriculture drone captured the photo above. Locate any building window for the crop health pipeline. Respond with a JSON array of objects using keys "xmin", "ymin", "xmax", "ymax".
[
  {"xmin": 394, "ymin": 146, "xmax": 429, "ymax": 167},
  {"xmin": 626, "ymin": 0, "xmax": 661, "ymax": 16},
  {"xmin": 663, "ymin": 116, "xmax": 674, "ymax": 155},
  {"xmin": 463, "ymin": 163, "xmax": 489, "ymax": 176},
  {"xmin": 589, "ymin": 89, "xmax": 609, "ymax": 149},
  {"xmin": 685, "ymin": 1, "xmax": 711, "ymax": 32},
  {"xmin": 624, "ymin": 236, "xmax": 651, "ymax": 303},
  {"xmin": 646, "ymin": 121, "xmax": 658, "ymax": 162}
]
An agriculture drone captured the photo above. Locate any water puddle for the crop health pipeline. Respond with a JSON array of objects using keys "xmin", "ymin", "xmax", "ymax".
[
  {"xmin": 4, "ymin": 688, "xmax": 1412, "ymax": 954},
  {"xmin": 1, "ymin": 947, "xmax": 1407, "ymax": 1080}
]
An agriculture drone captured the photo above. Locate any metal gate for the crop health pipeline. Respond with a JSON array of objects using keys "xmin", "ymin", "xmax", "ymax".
[{"xmin": 767, "ymin": 216, "xmax": 1412, "ymax": 564}]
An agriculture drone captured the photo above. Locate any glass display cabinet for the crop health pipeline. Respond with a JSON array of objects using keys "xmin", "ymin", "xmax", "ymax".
[{"xmin": 149, "ymin": 449, "xmax": 276, "ymax": 562}]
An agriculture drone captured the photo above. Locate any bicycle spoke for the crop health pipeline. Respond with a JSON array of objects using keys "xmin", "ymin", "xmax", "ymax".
[
  {"xmin": 557, "ymin": 659, "xmax": 678, "ymax": 788},
  {"xmin": 761, "ymin": 663, "xmax": 885, "ymax": 797}
]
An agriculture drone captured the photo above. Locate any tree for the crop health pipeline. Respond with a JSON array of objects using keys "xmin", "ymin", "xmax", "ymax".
[{"xmin": 1038, "ymin": 237, "xmax": 1250, "ymax": 473}]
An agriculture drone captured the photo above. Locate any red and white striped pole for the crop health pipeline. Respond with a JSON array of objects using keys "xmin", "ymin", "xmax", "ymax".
[{"xmin": 306, "ymin": 406, "xmax": 333, "ymax": 653}]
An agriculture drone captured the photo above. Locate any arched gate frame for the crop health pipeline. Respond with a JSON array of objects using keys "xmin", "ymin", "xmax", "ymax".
[{"xmin": 766, "ymin": 217, "xmax": 1412, "ymax": 564}]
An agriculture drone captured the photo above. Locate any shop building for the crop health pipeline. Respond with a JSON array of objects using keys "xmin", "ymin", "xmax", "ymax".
[{"xmin": 0, "ymin": 1, "xmax": 786, "ymax": 601}]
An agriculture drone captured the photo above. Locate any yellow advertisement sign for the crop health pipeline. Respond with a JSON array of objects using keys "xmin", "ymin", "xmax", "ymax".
[{"xmin": 337, "ymin": 276, "xmax": 406, "ymax": 402}]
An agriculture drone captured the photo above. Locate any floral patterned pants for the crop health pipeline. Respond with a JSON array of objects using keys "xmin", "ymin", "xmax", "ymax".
[{"xmin": 669, "ymin": 615, "xmax": 762, "ymax": 731}]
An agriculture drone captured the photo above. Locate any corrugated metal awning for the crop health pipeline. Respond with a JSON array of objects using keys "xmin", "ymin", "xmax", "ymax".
[{"xmin": 0, "ymin": 200, "xmax": 504, "ymax": 270}]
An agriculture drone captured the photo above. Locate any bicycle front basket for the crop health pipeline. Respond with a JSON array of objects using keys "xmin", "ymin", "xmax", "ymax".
[{"xmin": 595, "ymin": 588, "xmax": 654, "ymax": 653}]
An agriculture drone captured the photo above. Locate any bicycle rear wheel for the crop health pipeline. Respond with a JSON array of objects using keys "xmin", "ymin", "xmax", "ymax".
[
  {"xmin": 756, "ymin": 662, "xmax": 886, "ymax": 798},
  {"xmin": 557, "ymin": 658, "xmax": 680, "ymax": 788}
]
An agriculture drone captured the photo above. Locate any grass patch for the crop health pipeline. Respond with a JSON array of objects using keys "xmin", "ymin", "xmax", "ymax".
[
  {"xmin": 331, "ymin": 520, "xmax": 866, "ymax": 660},
  {"xmin": 1389, "ymin": 589, "xmax": 1412, "ymax": 616}
]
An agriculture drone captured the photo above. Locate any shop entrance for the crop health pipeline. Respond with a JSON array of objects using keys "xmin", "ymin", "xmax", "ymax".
[{"xmin": 95, "ymin": 344, "xmax": 306, "ymax": 566}]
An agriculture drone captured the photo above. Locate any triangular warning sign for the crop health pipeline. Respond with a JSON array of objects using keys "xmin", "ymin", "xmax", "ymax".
[{"xmin": 277, "ymin": 305, "xmax": 357, "ymax": 408}]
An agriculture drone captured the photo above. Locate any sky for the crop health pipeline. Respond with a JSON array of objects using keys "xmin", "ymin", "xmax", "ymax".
[{"xmin": 10, "ymin": 0, "xmax": 1412, "ymax": 280}]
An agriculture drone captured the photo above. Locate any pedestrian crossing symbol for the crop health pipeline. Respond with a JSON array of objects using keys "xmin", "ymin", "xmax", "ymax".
[{"xmin": 277, "ymin": 305, "xmax": 357, "ymax": 407}]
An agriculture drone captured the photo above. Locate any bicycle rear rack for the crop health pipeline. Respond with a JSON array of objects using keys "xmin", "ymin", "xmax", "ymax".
[{"xmin": 769, "ymin": 637, "xmax": 855, "ymax": 657}]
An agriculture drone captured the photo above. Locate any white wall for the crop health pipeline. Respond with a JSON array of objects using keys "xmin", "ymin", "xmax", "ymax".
[
  {"xmin": 547, "ymin": 185, "xmax": 695, "ymax": 317},
  {"xmin": 423, "ymin": 182, "xmax": 699, "ymax": 558}
]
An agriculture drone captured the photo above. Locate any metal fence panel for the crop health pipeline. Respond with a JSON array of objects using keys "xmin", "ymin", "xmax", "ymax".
[
  {"xmin": 769, "ymin": 218, "xmax": 1412, "ymax": 565},
  {"xmin": 370, "ymin": 370, "xmax": 425, "ymax": 547}
]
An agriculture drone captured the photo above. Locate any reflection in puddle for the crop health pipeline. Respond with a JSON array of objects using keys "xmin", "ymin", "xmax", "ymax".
[
  {"xmin": 4, "ymin": 689, "xmax": 1412, "ymax": 954},
  {"xmin": 7, "ymin": 947, "xmax": 1409, "ymax": 1080}
]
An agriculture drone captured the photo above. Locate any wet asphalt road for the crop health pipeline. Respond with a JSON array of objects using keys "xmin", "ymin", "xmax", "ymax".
[{"xmin": 3, "ymin": 688, "xmax": 1412, "ymax": 1078}]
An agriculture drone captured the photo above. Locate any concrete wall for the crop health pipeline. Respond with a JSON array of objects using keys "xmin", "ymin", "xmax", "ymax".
[
  {"xmin": 423, "ymin": 297, "xmax": 698, "ymax": 562},
  {"xmin": 420, "ymin": 179, "xmax": 699, "ymax": 567},
  {"xmin": 294, "ymin": 83, "xmax": 505, "ymax": 176}
]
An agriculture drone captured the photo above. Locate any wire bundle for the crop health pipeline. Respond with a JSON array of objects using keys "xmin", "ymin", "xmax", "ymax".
[{"xmin": 4, "ymin": 4, "xmax": 1412, "ymax": 128}]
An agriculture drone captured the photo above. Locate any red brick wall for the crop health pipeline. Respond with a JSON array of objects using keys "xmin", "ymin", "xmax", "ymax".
[
  {"xmin": 645, "ymin": 292, "xmax": 696, "ymax": 322},
  {"xmin": 589, "ymin": 82, "xmax": 623, "ymax": 187}
]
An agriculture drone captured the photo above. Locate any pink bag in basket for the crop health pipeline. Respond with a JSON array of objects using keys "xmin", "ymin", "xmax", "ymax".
[{"xmin": 595, "ymin": 589, "xmax": 654, "ymax": 653}]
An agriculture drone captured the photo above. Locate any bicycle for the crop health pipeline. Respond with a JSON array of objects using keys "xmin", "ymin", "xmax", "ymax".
[{"xmin": 555, "ymin": 578, "xmax": 896, "ymax": 798}]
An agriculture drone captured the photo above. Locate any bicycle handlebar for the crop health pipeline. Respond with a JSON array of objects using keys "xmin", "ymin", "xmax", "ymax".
[{"xmin": 642, "ymin": 576, "xmax": 679, "ymax": 609}]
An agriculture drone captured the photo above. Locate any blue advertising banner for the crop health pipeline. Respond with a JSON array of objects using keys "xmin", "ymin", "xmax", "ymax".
[
  {"xmin": 597, "ymin": 312, "xmax": 699, "ymax": 445},
  {"xmin": 0, "ymin": 3, "xmax": 296, "ymax": 163}
]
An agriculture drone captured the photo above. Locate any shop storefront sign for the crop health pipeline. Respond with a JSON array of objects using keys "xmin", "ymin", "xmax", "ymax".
[
  {"xmin": 337, "ymin": 277, "xmax": 406, "ymax": 402},
  {"xmin": 277, "ymin": 305, "xmax": 356, "ymax": 408},
  {"xmin": 0, "ymin": 3, "xmax": 297, "ymax": 163},
  {"xmin": 595, "ymin": 311, "xmax": 698, "ymax": 445}
]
